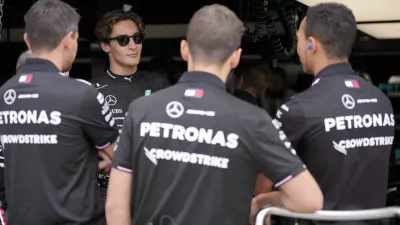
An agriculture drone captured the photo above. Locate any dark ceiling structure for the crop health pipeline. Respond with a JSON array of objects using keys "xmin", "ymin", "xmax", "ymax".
[
  {"xmin": 4, "ymin": 0, "xmax": 237, "ymax": 41},
  {"xmin": 2, "ymin": 0, "xmax": 400, "ymax": 60}
]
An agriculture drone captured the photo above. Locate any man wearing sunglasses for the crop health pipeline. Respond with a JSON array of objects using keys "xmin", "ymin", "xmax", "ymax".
[{"xmin": 92, "ymin": 9, "xmax": 170, "ymax": 201}]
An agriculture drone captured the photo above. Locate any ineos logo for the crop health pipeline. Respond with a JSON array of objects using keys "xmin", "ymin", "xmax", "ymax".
[
  {"xmin": 105, "ymin": 95, "xmax": 117, "ymax": 106},
  {"xmin": 166, "ymin": 101, "xmax": 184, "ymax": 118},
  {"xmin": 4, "ymin": 89, "xmax": 16, "ymax": 105},
  {"xmin": 342, "ymin": 94, "xmax": 355, "ymax": 110}
]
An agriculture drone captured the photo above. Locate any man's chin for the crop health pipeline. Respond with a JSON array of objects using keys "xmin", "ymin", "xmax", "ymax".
[
  {"xmin": 62, "ymin": 64, "xmax": 72, "ymax": 74},
  {"xmin": 126, "ymin": 60, "xmax": 140, "ymax": 67}
]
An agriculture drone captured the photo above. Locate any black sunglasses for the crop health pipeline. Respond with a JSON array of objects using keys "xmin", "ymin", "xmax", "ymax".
[{"xmin": 108, "ymin": 32, "xmax": 145, "ymax": 46}]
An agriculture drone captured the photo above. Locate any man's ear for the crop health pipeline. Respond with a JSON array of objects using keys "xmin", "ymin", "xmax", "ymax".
[
  {"xmin": 180, "ymin": 40, "xmax": 189, "ymax": 62},
  {"xmin": 100, "ymin": 41, "xmax": 110, "ymax": 53},
  {"xmin": 23, "ymin": 33, "xmax": 31, "ymax": 50},
  {"xmin": 308, "ymin": 37, "xmax": 317, "ymax": 54},
  {"xmin": 63, "ymin": 31, "xmax": 76, "ymax": 52},
  {"xmin": 230, "ymin": 48, "xmax": 242, "ymax": 69}
]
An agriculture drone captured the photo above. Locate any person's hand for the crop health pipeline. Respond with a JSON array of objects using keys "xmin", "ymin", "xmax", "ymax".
[
  {"xmin": 249, "ymin": 197, "xmax": 260, "ymax": 225},
  {"xmin": 249, "ymin": 197, "xmax": 272, "ymax": 225},
  {"xmin": 265, "ymin": 216, "xmax": 271, "ymax": 225},
  {"xmin": 97, "ymin": 151, "xmax": 111, "ymax": 174}
]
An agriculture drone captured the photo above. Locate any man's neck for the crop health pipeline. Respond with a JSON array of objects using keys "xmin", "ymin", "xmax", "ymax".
[
  {"xmin": 313, "ymin": 58, "xmax": 348, "ymax": 76},
  {"xmin": 109, "ymin": 63, "xmax": 137, "ymax": 76},
  {"xmin": 188, "ymin": 63, "xmax": 230, "ymax": 83},
  {"xmin": 32, "ymin": 52, "xmax": 63, "ymax": 72}
]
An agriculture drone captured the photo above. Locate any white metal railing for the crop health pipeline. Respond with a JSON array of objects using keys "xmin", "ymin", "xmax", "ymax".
[{"xmin": 255, "ymin": 206, "xmax": 400, "ymax": 225}]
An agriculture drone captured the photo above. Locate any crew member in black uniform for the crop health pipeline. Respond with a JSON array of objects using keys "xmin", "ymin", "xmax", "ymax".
[
  {"xmin": 255, "ymin": 3, "xmax": 395, "ymax": 225},
  {"xmin": 0, "ymin": 1, "xmax": 118, "ymax": 224},
  {"xmin": 92, "ymin": 10, "xmax": 170, "ymax": 200},
  {"xmin": 106, "ymin": 4, "xmax": 323, "ymax": 225}
]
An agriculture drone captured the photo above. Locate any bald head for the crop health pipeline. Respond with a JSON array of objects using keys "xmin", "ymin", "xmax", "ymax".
[
  {"xmin": 186, "ymin": 4, "xmax": 244, "ymax": 64},
  {"xmin": 16, "ymin": 50, "xmax": 33, "ymax": 74}
]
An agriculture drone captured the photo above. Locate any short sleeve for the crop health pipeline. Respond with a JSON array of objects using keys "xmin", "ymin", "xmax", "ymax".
[
  {"xmin": 251, "ymin": 110, "xmax": 306, "ymax": 188},
  {"xmin": 0, "ymin": 141, "xmax": 5, "ymax": 206},
  {"xmin": 111, "ymin": 104, "xmax": 134, "ymax": 173},
  {"xmin": 274, "ymin": 100, "xmax": 307, "ymax": 149},
  {"xmin": 80, "ymin": 88, "xmax": 119, "ymax": 149}
]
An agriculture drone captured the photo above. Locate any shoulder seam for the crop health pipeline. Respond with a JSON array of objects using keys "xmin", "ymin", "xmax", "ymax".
[{"xmin": 75, "ymin": 79, "xmax": 93, "ymax": 86}]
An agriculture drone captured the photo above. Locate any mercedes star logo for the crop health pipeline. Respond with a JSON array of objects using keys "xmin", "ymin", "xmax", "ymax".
[
  {"xmin": 166, "ymin": 101, "xmax": 184, "ymax": 118},
  {"xmin": 105, "ymin": 95, "xmax": 117, "ymax": 106},
  {"xmin": 342, "ymin": 94, "xmax": 355, "ymax": 110},
  {"xmin": 4, "ymin": 89, "xmax": 16, "ymax": 105}
]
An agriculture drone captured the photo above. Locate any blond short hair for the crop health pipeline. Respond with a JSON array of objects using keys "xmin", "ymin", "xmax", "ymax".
[{"xmin": 16, "ymin": 50, "xmax": 33, "ymax": 73}]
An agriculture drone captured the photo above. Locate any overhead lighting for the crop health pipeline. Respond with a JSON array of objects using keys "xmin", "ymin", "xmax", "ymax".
[
  {"xmin": 296, "ymin": 0, "xmax": 400, "ymax": 22},
  {"xmin": 123, "ymin": 4, "xmax": 132, "ymax": 12},
  {"xmin": 357, "ymin": 23, "xmax": 400, "ymax": 39}
]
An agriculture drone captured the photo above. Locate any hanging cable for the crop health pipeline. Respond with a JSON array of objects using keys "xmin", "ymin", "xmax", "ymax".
[
  {"xmin": 265, "ymin": 0, "xmax": 298, "ymax": 59},
  {"xmin": 0, "ymin": 0, "xmax": 4, "ymax": 41},
  {"xmin": 243, "ymin": 0, "xmax": 298, "ymax": 59},
  {"xmin": 244, "ymin": 0, "xmax": 269, "ymax": 43}
]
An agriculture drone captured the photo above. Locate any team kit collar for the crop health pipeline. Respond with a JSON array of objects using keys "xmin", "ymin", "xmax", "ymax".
[
  {"xmin": 178, "ymin": 71, "xmax": 226, "ymax": 90},
  {"xmin": 312, "ymin": 63, "xmax": 355, "ymax": 86},
  {"xmin": 106, "ymin": 70, "xmax": 137, "ymax": 83},
  {"xmin": 315, "ymin": 63, "xmax": 354, "ymax": 79},
  {"xmin": 20, "ymin": 58, "xmax": 60, "ymax": 74}
]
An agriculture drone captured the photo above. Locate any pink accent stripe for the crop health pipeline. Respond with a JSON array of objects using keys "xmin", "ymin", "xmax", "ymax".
[
  {"xmin": 117, "ymin": 166, "xmax": 132, "ymax": 173},
  {"xmin": 274, "ymin": 175, "xmax": 293, "ymax": 188}
]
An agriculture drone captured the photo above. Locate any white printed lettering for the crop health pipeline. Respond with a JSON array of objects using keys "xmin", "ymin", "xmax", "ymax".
[
  {"xmin": 97, "ymin": 93, "xmax": 105, "ymax": 104},
  {"xmin": 334, "ymin": 136, "xmax": 394, "ymax": 151},
  {"xmin": 145, "ymin": 147, "xmax": 230, "ymax": 169},
  {"xmin": 226, "ymin": 134, "xmax": 239, "ymax": 149},
  {"xmin": 211, "ymin": 131, "xmax": 226, "ymax": 147},
  {"xmin": 1, "ymin": 134, "xmax": 58, "ymax": 144},
  {"xmin": 38, "ymin": 110, "xmax": 49, "ymax": 124},
  {"xmin": 336, "ymin": 116, "xmax": 346, "ymax": 130},
  {"xmin": 140, "ymin": 123, "xmax": 150, "ymax": 136},
  {"xmin": 105, "ymin": 111, "xmax": 112, "ymax": 122},
  {"xmin": 281, "ymin": 104, "xmax": 289, "ymax": 112},
  {"xmin": 324, "ymin": 118, "xmax": 335, "ymax": 132},
  {"xmin": 278, "ymin": 130, "xmax": 287, "ymax": 141},
  {"xmin": 140, "ymin": 122, "xmax": 239, "ymax": 149},
  {"xmin": 276, "ymin": 110, "xmax": 282, "ymax": 118},
  {"xmin": 324, "ymin": 113, "xmax": 395, "ymax": 132},
  {"xmin": 102, "ymin": 103, "xmax": 109, "ymax": 115},
  {"xmin": 111, "ymin": 108, "xmax": 123, "ymax": 114},
  {"xmin": 357, "ymin": 98, "xmax": 377, "ymax": 103},
  {"xmin": 272, "ymin": 119, "xmax": 282, "ymax": 130},
  {"xmin": 161, "ymin": 123, "xmax": 173, "ymax": 138},
  {"xmin": 109, "ymin": 118, "xmax": 115, "ymax": 127},
  {"xmin": 50, "ymin": 111, "xmax": 61, "ymax": 125},
  {"xmin": 0, "ymin": 110, "xmax": 61, "ymax": 125}
]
